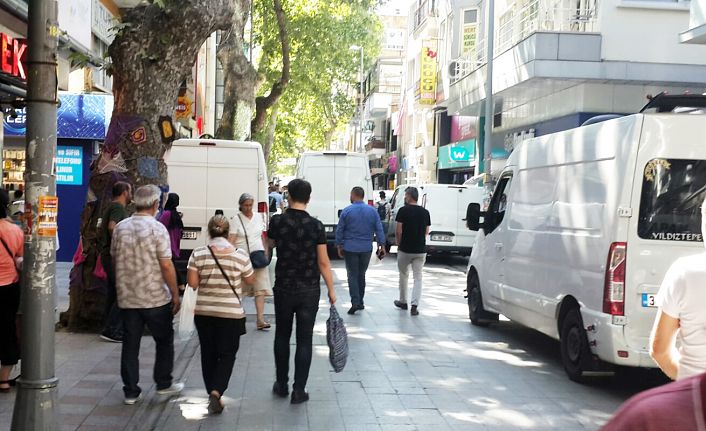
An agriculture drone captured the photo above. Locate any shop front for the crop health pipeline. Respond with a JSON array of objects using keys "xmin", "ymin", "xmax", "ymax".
[
  {"xmin": 3, "ymin": 92, "xmax": 113, "ymax": 262},
  {"xmin": 438, "ymin": 116, "xmax": 477, "ymax": 184}
]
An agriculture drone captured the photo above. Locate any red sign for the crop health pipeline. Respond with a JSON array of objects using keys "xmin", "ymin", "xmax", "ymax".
[
  {"xmin": 450, "ymin": 116, "xmax": 477, "ymax": 143},
  {"xmin": 1, "ymin": 34, "xmax": 27, "ymax": 81}
]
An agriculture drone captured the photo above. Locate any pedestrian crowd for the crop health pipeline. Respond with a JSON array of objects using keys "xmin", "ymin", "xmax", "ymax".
[{"xmin": 3, "ymin": 179, "xmax": 704, "ymax": 428}]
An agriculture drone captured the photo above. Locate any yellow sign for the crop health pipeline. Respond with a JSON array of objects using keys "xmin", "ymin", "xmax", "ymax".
[
  {"xmin": 418, "ymin": 40, "xmax": 437, "ymax": 105},
  {"xmin": 37, "ymin": 196, "xmax": 58, "ymax": 237},
  {"xmin": 462, "ymin": 24, "xmax": 477, "ymax": 55}
]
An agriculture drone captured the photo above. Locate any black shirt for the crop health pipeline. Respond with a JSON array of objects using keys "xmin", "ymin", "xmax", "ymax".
[
  {"xmin": 267, "ymin": 209, "xmax": 326, "ymax": 294},
  {"xmin": 395, "ymin": 204, "xmax": 431, "ymax": 254}
]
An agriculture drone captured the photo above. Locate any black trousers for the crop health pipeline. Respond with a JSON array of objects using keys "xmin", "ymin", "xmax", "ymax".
[
  {"xmin": 0, "ymin": 283, "xmax": 20, "ymax": 366},
  {"xmin": 273, "ymin": 290, "xmax": 319, "ymax": 391},
  {"xmin": 120, "ymin": 303, "xmax": 174, "ymax": 398},
  {"xmin": 101, "ymin": 254, "xmax": 123, "ymax": 337},
  {"xmin": 194, "ymin": 315, "xmax": 245, "ymax": 396}
]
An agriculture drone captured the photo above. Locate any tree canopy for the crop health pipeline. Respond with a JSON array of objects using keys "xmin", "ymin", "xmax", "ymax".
[{"xmin": 254, "ymin": 0, "xmax": 382, "ymax": 174}]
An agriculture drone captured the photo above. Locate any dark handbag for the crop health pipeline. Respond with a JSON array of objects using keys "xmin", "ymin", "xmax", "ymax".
[{"xmin": 237, "ymin": 215, "xmax": 269, "ymax": 269}]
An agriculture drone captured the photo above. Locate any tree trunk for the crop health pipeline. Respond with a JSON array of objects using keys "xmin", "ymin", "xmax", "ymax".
[
  {"xmin": 262, "ymin": 104, "xmax": 279, "ymax": 162},
  {"xmin": 61, "ymin": 0, "xmax": 239, "ymax": 331},
  {"xmin": 215, "ymin": 0, "xmax": 257, "ymax": 141},
  {"xmin": 251, "ymin": 0, "xmax": 290, "ymax": 136}
]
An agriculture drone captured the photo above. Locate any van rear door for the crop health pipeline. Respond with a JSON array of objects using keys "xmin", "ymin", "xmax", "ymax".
[
  {"xmin": 302, "ymin": 154, "xmax": 337, "ymax": 228},
  {"xmin": 423, "ymin": 186, "xmax": 460, "ymax": 249},
  {"xmin": 624, "ymin": 115, "xmax": 706, "ymax": 358},
  {"xmin": 333, "ymin": 154, "xmax": 371, "ymax": 223},
  {"xmin": 167, "ymin": 145, "xmax": 209, "ymax": 250},
  {"xmin": 206, "ymin": 146, "xmax": 261, "ymax": 227}
]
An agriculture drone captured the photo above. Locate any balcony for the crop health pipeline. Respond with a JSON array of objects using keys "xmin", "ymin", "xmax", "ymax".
[
  {"xmin": 412, "ymin": 0, "xmax": 438, "ymax": 32},
  {"xmin": 449, "ymin": 0, "xmax": 598, "ymax": 84},
  {"xmin": 681, "ymin": 0, "xmax": 706, "ymax": 44}
]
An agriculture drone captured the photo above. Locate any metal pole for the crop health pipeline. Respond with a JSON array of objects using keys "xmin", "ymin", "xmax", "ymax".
[
  {"xmin": 11, "ymin": 0, "xmax": 59, "ymax": 428},
  {"xmin": 482, "ymin": 0, "xmax": 494, "ymax": 184},
  {"xmin": 359, "ymin": 47, "xmax": 364, "ymax": 153}
]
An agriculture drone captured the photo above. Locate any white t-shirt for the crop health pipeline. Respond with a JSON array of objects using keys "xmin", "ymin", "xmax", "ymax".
[
  {"xmin": 231, "ymin": 212, "xmax": 266, "ymax": 252},
  {"xmin": 656, "ymin": 252, "xmax": 706, "ymax": 380}
]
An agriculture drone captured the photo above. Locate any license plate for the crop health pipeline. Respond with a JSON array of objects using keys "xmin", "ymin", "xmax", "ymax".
[
  {"xmin": 641, "ymin": 294, "xmax": 657, "ymax": 308},
  {"xmin": 431, "ymin": 234, "xmax": 452, "ymax": 242},
  {"xmin": 182, "ymin": 231, "xmax": 198, "ymax": 240},
  {"xmin": 325, "ymin": 226, "xmax": 334, "ymax": 233}
]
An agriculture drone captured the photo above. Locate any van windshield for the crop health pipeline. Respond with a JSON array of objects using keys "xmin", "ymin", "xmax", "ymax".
[{"xmin": 638, "ymin": 159, "xmax": 706, "ymax": 242}]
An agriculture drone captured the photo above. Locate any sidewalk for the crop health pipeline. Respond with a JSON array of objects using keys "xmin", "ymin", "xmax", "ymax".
[{"xmin": 1, "ymin": 256, "xmax": 645, "ymax": 431}]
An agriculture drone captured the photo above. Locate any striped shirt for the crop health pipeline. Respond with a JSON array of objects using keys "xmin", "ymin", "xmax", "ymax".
[{"xmin": 187, "ymin": 246, "xmax": 254, "ymax": 319}]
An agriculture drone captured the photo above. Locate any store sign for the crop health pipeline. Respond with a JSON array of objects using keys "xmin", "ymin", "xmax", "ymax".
[
  {"xmin": 438, "ymin": 139, "xmax": 476, "ymax": 170},
  {"xmin": 176, "ymin": 96, "xmax": 192, "ymax": 120},
  {"xmin": 4, "ymin": 93, "xmax": 113, "ymax": 140},
  {"xmin": 56, "ymin": 146, "xmax": 83, "ymax": 186},
  {"xmin": 1, "ymin": 34, "xmax": 27, "ymax": 81},
  {"xmin": 417, "ymin": 40, "xmax": 437, "ymax": 105},
  {"xmin": 450, "ymin": 116, "xmax": 476, "ymax": 142}
]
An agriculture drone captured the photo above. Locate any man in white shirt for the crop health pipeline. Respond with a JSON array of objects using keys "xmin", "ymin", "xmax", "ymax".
[{"xmin": 651, "ymin": 197, "xmax": 706, "ymax": 380}]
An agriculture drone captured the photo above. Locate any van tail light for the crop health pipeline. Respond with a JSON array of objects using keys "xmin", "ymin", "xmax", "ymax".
[
  {"xmin": 257, "ymin": 202, "xmax": 268, "ymax": 213},
  {"xmin": 368, "ymin": 200, "xmax": 374, "ymax": 206},
  {"xmin": 603, "ymin": 242, "xmax": 627, "ymax": 316}
]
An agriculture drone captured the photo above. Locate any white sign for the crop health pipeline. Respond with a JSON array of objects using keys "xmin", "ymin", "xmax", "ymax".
[
  {"xmin": 92, "ymin": 0, "xmax": 118, "ymax": 44},
  {"xmin": 58, "ymin": 0, "xmax": 93, "ymax": 51},
  {"xmin": 385, "ymin": 29, "xmax": 404, "ymax": 51}
]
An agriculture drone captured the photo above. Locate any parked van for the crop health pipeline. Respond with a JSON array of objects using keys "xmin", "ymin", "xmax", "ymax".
[
  {"xmin": 386, "ymin": 184, "xmax": 484, "ymax": 254},
  {"xmin": 165, "ymin": 139, "xmax": 269, "ymax": 268},
  {"xmin": 464, "ymin": 113, "xmax": 706, "ymax": 381},
  {"xmin": 295, "ymin": 151, "xmax": 373, "ymax": 243}
]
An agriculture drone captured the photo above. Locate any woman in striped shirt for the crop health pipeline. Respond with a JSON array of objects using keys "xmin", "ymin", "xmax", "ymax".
[{"xmin": 187, "ymin": 215, "xmax": 255, "ymax": 414}]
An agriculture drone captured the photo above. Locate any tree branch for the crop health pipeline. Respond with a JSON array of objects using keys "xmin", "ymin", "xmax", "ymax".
[{"xmin": 251, "ymin": 0, "xmax": 290, "ymax": 135}]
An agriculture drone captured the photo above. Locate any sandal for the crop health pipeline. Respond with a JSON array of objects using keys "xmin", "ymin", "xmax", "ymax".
[
  {"xmin": 257, "ymin": 321, "xmax": 272, "ymax": 330},
  {"xmin": 208, "ymin": 392, "xmax": 224, "ymax": 414}
]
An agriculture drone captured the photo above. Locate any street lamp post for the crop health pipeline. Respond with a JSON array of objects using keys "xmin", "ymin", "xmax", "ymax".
[{"xmin": 350, "ymin": 45, "xmax": 364, "ymax": 152}]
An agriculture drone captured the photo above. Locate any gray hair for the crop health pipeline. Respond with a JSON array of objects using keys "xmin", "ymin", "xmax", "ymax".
[
  {"xmin": 134, "ymin": 185, "xmax": 161, "ymax": 211},
  {"xmin": 239, "ymin": 193, "xmax": 255, "ymax": 206}
]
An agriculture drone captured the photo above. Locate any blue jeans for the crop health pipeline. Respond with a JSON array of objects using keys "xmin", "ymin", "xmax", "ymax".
[
  {"xmin": 344, "ymin": 251, "xmax": 372, "ymax": 307},
  {"xmin": 120, "ymin": 303, "xmax": 174, "ymax": 398}
]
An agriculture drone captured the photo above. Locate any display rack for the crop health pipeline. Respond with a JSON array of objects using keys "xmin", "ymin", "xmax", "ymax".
[{"xmin": 3, "ymin": 149, "xmax": 26, "ymax": 190}]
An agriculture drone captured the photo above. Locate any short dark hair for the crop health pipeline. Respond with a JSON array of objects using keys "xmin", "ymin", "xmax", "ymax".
[
  {"xmin": 405, "ymin": 187, "xmax": 419, "ymax": 202},
  {"xmin": 379, "ymin": 191, "xmax": 386, "ymax": 198},
  {"xmin": 351, "ymin": 187, "xmax": 365, "ymax": 199},
  {"xmin": 112, "ymin": 181, "xmax": 131, "ymax": 198},
  {"xmin": 288, "ymin": 179, "xmax": 312, "ymax": 204},
  {"xmin": 13, "ymin": 190, "xmax": 22, "ymax": 200}
]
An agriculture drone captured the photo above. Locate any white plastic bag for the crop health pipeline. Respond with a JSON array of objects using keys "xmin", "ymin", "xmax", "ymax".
[
  {"xmin": 178, "ymin": 286, "xmax": 198, "ymax": 341},
  {"xmin": 370, "ymin": 251, "xmax": 383, "ymax": 266}
]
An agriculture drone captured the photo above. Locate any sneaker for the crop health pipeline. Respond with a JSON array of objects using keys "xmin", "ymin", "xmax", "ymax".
[
  {"xmin": 124, "ymin": 393, "xmax": 143, "ymax": 405},
  {"xmin": 99, "ymin": 333, "xmax": 122, "ymax": 343},
  {"xmin": 272, "ymin": 381, "xmax": 289, "ymax": 398},
  {"xmin": 394, "ymin": 300, "xmax": 408, "ymax": 310},
  {"xmin": 156, "ymin": 382, "xmax": 184, "ymax": 396},
  {"xmin": 291, "ymin": 390, "xmax": 309, "ymax": 404},
  {"xmin": 410, "ymin": 305, "xmax": 419, "ymax": 316}
]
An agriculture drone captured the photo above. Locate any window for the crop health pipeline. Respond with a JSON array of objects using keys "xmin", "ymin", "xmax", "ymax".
[
  {"xmin": 91, "ymin": 35, "xmax": 112, "ymax": 91},
  {"xmin": 460, "ymin": 9, "xmax": 478, "ymax": 57},
  {"xmin": 485, "ymin": 174, "xmax": 513, "ymax": 233},
  {"xmin": 638, "ymin": 159, "xmax": 706, "ymax": 242}
]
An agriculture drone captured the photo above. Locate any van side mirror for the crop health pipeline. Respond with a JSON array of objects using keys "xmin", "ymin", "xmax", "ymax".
[{"xmin": 465, "ymin": 203, "xmax": 483, "ymax": 231}]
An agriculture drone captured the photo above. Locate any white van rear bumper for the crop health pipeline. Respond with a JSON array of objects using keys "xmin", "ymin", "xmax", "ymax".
[{"xmin": 582, "ymin": 309, "xmax": 657, "ymax": 368}]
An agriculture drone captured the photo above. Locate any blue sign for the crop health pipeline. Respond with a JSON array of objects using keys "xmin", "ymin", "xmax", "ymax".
[
  {"xmin": 438, "ymin": 139, "xmax": 476, "ymax": 170},
  {"xmin": 3, "ymin": 93, "xmax": 113, "ymax": 140},
  {"xmin": 56, "ymin": 146, "xmax": 83, "ymax": 185}
]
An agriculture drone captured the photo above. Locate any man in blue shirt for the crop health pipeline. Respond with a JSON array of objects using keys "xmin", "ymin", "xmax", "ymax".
[{"xmin": 336, "ymin": 187, "xmax": 386, "ymax": 315}]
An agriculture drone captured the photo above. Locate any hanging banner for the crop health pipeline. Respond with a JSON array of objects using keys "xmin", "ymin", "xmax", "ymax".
[
  {"xmin": 418, "ymin": 39, "xmax": 438, "ymax": 105},
  {"xmin": 37, "ymin": 196, "xmax": 59, "ymax": 237}
]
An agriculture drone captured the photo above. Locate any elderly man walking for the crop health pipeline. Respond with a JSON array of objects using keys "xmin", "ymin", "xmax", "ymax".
[
  {"xmin": 336, "ymin": 186, "xmax": 386, "ymax": 315},
  {"xmin": 111, "ymin": 185, "xmax": 184, "ymax": 405}
]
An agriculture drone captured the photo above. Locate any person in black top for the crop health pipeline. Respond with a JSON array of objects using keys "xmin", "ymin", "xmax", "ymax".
[
  {"xmin": 267, "ymin": 179, "xmax": 336, "ymax": 404},
  {"xmin": 393, "ymin": 187, "xmax": 431, "ymax": 316}
]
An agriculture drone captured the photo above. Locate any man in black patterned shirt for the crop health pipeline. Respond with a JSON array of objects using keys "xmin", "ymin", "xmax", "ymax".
[{"xmin": 267, "ymin": 179, "xmax": 337, "ymax": 404}]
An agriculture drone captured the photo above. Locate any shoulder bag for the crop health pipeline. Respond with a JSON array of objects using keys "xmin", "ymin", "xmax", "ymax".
[
  {"xmin": 207, "ymin": 246, "xmax": 242, "ymax": 302},
  {"xmin": 237, "ymin": 215, "xmax": 269, "ymax": 269},
  {"xmin": 0, "ymin": 234, "xmax": 21, "ymax": 273}
]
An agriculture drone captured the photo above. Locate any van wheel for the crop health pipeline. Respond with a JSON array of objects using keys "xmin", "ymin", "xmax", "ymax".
[
  {"xmin": 467, "ymin": 272, "xmax": 498, "ymax": 327},
  {"xmin": 560, "ymin": 308, "xmax": 592, "ymax": 383}
]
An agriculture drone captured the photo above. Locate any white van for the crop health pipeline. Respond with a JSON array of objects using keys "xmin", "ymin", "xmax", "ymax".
[
  {"xmin": 386, "ymin": 184, "xmax": 484, "ymax": 254},
  {"xmin": 464, "ymin": 113, "xmax": 706, "ymax": 381},
  {"xmin": 165, "ymin": 139, "xmax": 269, "ymax": 261},
  {"xmin": 295, "ymin": 151, "xmax": 374, "ymax": 243}
]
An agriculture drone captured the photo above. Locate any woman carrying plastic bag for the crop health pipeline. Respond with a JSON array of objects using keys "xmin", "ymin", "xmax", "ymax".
[{"xmin": 178, "ymin": 285, "xmax": 197, "ymax": 341}]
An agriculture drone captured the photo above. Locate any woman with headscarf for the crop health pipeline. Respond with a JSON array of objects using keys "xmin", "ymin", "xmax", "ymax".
[
  {"xmin": 0, "ymin": 189, "xmax": 23, "ymax": 392},
  {"xmin": 229, "ymin": 193, "xmax": 273, "ymax": 330},
  {"xmin": 159, "ymin": 193, "xmax": 186, "ymax": 289}
]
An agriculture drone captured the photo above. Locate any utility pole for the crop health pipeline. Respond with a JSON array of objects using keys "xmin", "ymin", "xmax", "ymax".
[{"xmin": 11, "ymin": 0, "xmax": 60, "ymax": 429}]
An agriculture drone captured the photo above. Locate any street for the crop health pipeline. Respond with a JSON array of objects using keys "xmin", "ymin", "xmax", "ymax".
[{"xmin": 0, "ymin": 254, "xmax": 666, "ymax": 431}]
